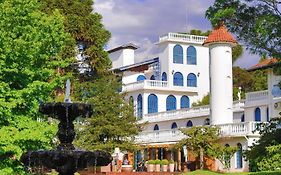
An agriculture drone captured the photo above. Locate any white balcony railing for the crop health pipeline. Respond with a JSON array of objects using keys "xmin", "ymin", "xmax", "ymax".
[
  {"xmin": 246, "ymin": 90, "xmax": 268, "ymax": 101},
  {"xmin": 159, "ymin": 33, "xmax": 207, "ymax": 44},
  {"xmin": 136, "ymin": 122, "xmax": 260, "ymax": 144},
  {"xmin": 123, "ymin": 80, "xmax": 168, "ymax": 92},
  {"xmin": 139, "ymin": 101, "xmax": 245, "ymax": 123}
]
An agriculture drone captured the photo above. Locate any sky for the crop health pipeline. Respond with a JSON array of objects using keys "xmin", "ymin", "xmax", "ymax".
[{"xmin": 94, "ymin": 0, "xmax": 260, "ymax": 68}]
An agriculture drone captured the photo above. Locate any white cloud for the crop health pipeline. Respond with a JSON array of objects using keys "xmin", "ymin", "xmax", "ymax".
[{"xmin": 94, "ymin": 0, "xmax": 260, "ymax": 68}]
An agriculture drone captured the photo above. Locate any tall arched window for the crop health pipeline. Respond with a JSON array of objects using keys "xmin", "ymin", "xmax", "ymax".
[
  {"xmin": 186, "ymin": 120, "xmax": 193, "ymax": 127},
  {"xmin": 171, "ymin": 122, "xmax": 178, "ymax": 129},
  {"xmin": 236, "ymin": 143, "xmax": 243, "ymax": 168},
  {"xmin": 137, "ymin": 75, "xmax": 146, "ymax": 81},
  {"xmin": 180, "ymin": 95, "xmax": 190, "ymax": 109},
  {"xmin": 162, "ymin": 72, "xmax": 167, "ymax": 81},
  {"xmin": 150, "ymin": 75, "xmax": 155, "ymax": 80},
  {"xmin": 137, "ymin": 94, "xmax": 143, "ymax": 118},
  {"xmin": 173, "ymin": 72, "xmax": 183, "ymax": 86},
  {"xmin": 266, "ymin": 107, "xmax": 269, "ymax": 122},
  {"xmin": 154, "ymin": 124, "xmax": 159, "ymax": 131},
  {"xmin": 254, "ymin": 107, "xmax": 261, "ymax": 121},
  {"xmin": 173, "ymin": 45, "xmax": 183, "ymax": 64},
  {"xmin": 187, "ymin": 46, "xmax": 197, "ymax": 65},
  {"xmin": 241, "ymin": 114, "xmax": 245, "ymax": 122},
  {"xmin": 204, "ymin": 118, "xmax": 210, "ymax": 125},
  {"xmin": 187, "ymin": 73, "xmax": 197, "ymax": 87},
  {"xmin": 166, "ymin": 95, "xmax": 176, "ymax": 111},
  {"xmin": 148, "ymin": 94, "xmax": 158, "ymax": 113}
]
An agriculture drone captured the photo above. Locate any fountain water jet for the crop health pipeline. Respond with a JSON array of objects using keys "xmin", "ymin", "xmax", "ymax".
[{"xmin": 21, "ymin": 80, "xmax": 112, "ymax": 175}]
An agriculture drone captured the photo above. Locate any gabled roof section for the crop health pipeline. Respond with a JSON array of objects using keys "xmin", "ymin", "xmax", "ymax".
[
  {"xmin": 112, "ymin": 57, "xmax": 159, "ymax": 72},
  {"xmin": 107, "ymin": 43, "xmax": 139, "ymax": 53},
  {"xmin": 203, "ymin": 24, "xmax": 237, "ymax": 46},
  {"xmin": 248, "ymin": 58, "xmax": 280, "ymax": 71}
]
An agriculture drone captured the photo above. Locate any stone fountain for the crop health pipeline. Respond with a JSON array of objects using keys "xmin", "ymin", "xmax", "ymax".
[{"xmin": 21, "ymin": 80, "xmax": 112, "ymax": 175}]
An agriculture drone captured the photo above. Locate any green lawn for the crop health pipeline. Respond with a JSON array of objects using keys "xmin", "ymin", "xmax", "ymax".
[{"xmin": 181, "ymin": 170, "xmax": 281, "ymax": 175}]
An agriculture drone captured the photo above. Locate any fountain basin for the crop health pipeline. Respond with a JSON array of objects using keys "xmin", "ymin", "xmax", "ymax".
[{"xmin": 21, "ymin": 149, "xmax": 112, "ymax": 175}]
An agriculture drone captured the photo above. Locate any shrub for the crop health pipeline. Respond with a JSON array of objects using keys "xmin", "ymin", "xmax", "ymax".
[
  {"xmin": 169, "ymin": 160, "xmax": 174, "ymax": 164},
  {"xmin": 147, "ymin": 160, "xmax": 156, "ymax": 164},
  {"xmin": 154, "ymin": 159, "xmax": 161, "ymax": 164},
  {"xmin": 161, "ymin": 159, "xmax": 169, "ymax": 165}
]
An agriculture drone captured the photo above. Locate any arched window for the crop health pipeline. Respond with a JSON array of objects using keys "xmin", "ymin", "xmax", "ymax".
[
  {"xmin": 166, "ymin": 95, "xmax": 176, "ymax": 111},
  {"xmin": 173, "ymin": 45, "xmax": 183, "ymax": 64},
  {"xmin": 162, "ymin": 72, "xmax": 167, "ymax": 81},
  {"xmin": 266, "ymin": 107, "xmax": 269, "ymax": 122},
  {"xmin": 173, "ymin": 72, "xmax": 183, "ymax": 86},
  {"xmin": 204, "ymin": 118, "xmax": 210, "ymax": 125},
  {"xmin": 137, "ymin": 94, "xmax": 143, "ymax": 118},
  {"xmin": 186, "ymin": 120, "xmax": 193, "ymax": 127},
  {"xmin": 150, "ymin": 75, "xmax": 155, "ymax": 80},
  {"xmin": 180, "ymin": 95, "xmax": 190, "ymax": 109},
  {"xmin": 137, "ymin": 75, "xmax": 146, "ymax": 81},
  {"xmin": 241, "ymin": 114, "xmax": 245, "ymax": 122},
  {"xmin": 154, "ymin": 124, "xmax": 159, "ymax": 131},
  {"xmin": 129, "ymin": 96, "xmax": 134, "ymax": 106},
  {"xmin": 187, "ymin": 46, "xmax": 197, "ymax": 65},
  {"xmin": 236, "ymin": 143, "xmax": 243, "ymax": 168},
  {"xmin": 148, "ymin": 94, "xmax": 158, "ymax": 113},
  {"xmin": 171, "ymin": 122, "xmax": 178, "ymax": 129},
  {"xmin": 254, "ymin": 107, "xmax": 261, "ymax": 121},
  {"xmin": 187, "ymin": 73, "xmax": 197, "ymax": 87}
]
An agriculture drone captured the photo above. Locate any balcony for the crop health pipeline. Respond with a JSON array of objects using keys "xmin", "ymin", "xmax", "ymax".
[
  {"xmin": 246, "ymin": 90, "xmax": 268, "ymax": 101},
  {"xmin": 135, "ymin": 122, "xmax": 261, "ymax": 144},
  {"xmin": 122, "ymin": 80, "xmax": 168, "ymax": 92},
  {"xmin": 122, "ymin": 80, "xmax": 197, "ymax": 93},
  {"xmin": 139, "ymin": 101, "xmax": 244, "ymax": 123},
  {"xmin": 159, "ymin": 33, "xmax": 207, "ymax": 44}
]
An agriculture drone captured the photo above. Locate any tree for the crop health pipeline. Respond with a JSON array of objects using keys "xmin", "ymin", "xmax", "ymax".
[
  {"xmin": 74, "ymin": 74, "xmax": 139, "ymax": 152},
  {"xmin": 178, "ymin": 126, "xmax": 236, "ymax": 170},
  {"xmin": 244, "ymin": 118, "xmax": 281, "ymax": 171},
  {"xmin": 206, "ymin": 0, "xmax": 281, "ymax": 58},
  {"xmin": 40, "ymin": 0, "xmax": 140, "ymax": 153},
  {"xmin": 192, "ymin": 94, "xmax": 210, "ymax": 107},
  {"xmin": 0, "ymin": 0, "xmax": 73, "ymax": 173}
]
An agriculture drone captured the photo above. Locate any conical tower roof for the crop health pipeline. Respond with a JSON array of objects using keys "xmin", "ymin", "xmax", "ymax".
[{"xmin": 203, "ymin": 24, "xmax": 237, "ymax": 46}]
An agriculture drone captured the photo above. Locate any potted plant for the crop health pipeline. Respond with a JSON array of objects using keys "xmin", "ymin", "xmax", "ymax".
[
  {"xmin": 161, "ymin": 159, "xmax": 169, "ymax": 172},
  {"xmin": 169, "ymin": 160, "xmax": 175, "ymax": 172},
  {"xmin": 154, "ymin": 159, "xmax": 161, "ymax": 172},
  {"xmin": 147, "ymin": 160, "xmax": 155, "ymax": 172}
]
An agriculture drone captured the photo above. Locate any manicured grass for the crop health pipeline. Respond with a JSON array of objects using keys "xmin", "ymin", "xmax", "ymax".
[{"xmin": 181, "ymin": 170, "xmax": 281, "ymax": 175}]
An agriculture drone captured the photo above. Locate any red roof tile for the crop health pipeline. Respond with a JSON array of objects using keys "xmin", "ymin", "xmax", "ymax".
[
  {"xmin": 203, "ymin": 25, "xmax": 237, "ymax": 46},
  {"xmin": 248, "ymin": 58, "xmax": 279, "ymax": 71}
]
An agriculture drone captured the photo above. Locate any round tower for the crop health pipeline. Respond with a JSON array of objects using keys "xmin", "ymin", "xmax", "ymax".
[{"xmin": 203, "ymin": 24, "xmax": 237, "ymax": 125}]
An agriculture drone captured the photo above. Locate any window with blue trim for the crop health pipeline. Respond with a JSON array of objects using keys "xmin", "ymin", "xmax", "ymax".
[
  {"xmin": 137, "ymin": 94, "xmax": 142, "ymax": 118},
  {"xmin": 154, "ymin": 124, "xmax": 159, "ymax": 131},
  {"xmin": 173, "ymin": 45, "xmax": 183, "ymax": 64},
  {"xmin": 236, "ymin": 143, "xmax": 243, "ymax": 168},
  {"xmin": 171, "ymin": 122, "xmax": 178, "ymax": 129},
  {"xmin": 254, "ymin": 107, "xmax": 261, "ymax": 121},
  {"xmin": 173, "ymin": 72, "xmax": 183, "ymax": 86},
  {"xmin": 187, "ymin": 73, "xmax": 197, "ymax": 87},
  {"xmin": 166, "ymin": 95, "xmax": 176, "ymax": 111},
  {"xmin": 186, "ymin": 120, "xmax": 193, "ymax": 127},
  {"xmin": 181, "ymin": 95, "xmax": 190, "ymax": 109},
  {"xmin": 137, "ymin": 75, "xmax": 146, "ymax": 81},
  {"xmin": 162, "ymin": 72, "xmax": 167, "ymax": 81},
  {"xmin": 187, "ymin": 46, "xmax": 197, "ymax": 65},
  {"xmin": 266, "ymin": 107, "xmax": 269, "ymax": 122},
  {"xmin": 150, "ymin": 75, "xmax": 155, "ymax": 80},
  {"xmin": 148, "ymin": 94, "xmax": 158, "ymax": 113}
]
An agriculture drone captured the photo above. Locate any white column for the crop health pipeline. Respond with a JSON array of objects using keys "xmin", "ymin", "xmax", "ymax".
[{"xmin": 209, "ymin": 43, "xmax": 233, "ymax": 125}]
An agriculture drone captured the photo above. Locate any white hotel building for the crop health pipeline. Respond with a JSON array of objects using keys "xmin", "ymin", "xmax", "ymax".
[{"xmin": 108, "ymin": 25, "xmax": 281, "ymax": 172}]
